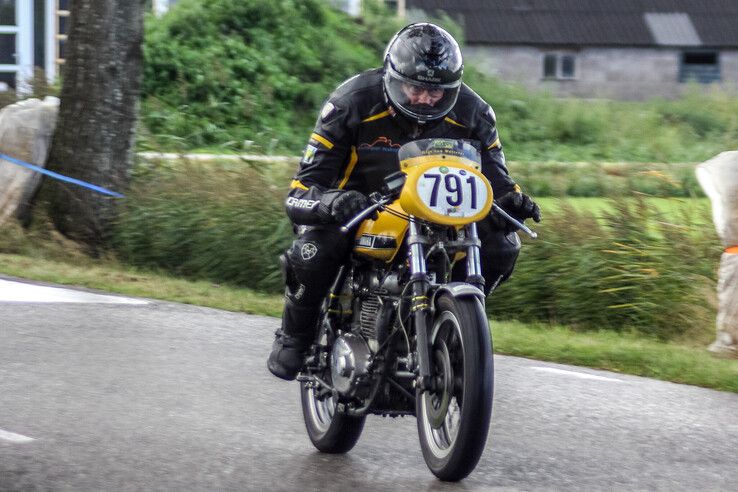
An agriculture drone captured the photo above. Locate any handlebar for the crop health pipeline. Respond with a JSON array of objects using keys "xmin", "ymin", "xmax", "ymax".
[
  {"xmin": 339, "ymin": 196, "xmax": 391, "ymax": 233},
  {"xmin": 339, "ymin": 197, "xmax": 538, "ymax": 240},
  {"xmin": 491, "ymin": 203, "xmax": 538, "ymax": 239}
]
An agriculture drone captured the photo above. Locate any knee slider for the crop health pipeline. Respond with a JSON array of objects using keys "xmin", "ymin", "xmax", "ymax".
[
  {"xmin": 289, "ymin": 235, "xmax": 343, "ymax": 272},
  {"xmin": 285, "ymin": 237, "xmax": 340, "ymax": 306}
]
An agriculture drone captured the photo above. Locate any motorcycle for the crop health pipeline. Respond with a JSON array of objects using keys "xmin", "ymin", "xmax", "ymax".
[{"xmin": 296, "ymin": 138, "xmax": 536, "ymax": 481}]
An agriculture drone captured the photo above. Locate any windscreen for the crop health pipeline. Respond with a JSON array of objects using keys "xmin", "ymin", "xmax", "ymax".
[{"xmin": 398, "ymin": 139, "xmax": 481, "ymax": 166}]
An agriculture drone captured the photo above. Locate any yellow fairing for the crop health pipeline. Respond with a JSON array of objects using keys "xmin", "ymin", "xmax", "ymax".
[
  {"xmin": 354, "ymin": 202, "xmax": 409, "ymax": 262},
  {"xmin": 399, "ymin": 155, "xmax": 493, "ymax": 226}
]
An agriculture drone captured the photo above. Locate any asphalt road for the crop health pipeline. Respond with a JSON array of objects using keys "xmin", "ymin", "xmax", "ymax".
[{"xmin": 1, "ymin": 277, "xmax": 736, "ymax": 491}]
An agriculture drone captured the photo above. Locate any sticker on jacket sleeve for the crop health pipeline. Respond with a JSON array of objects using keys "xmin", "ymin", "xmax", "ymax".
[{"xmin": 302, "ymin": 144, "xmax": 318, "ymax": 164}]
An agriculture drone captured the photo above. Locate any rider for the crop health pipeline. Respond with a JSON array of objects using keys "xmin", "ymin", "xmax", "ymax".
[{"xmin": 268, "ymin": 23, "xmax": 540, "ymax": 380}]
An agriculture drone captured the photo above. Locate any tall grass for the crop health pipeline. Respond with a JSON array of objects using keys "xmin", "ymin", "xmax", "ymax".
[
  {"xmin": 112, "ymin": 160, "xmax": 720, "ymax": 340},
  {"xmin": 113, "ymin": 159, "xmax": 293, "ymax": 291},
  {"xmin": 487, "ymin": 196, "xmax": 719, "ymax": 339},
  {"xmin": 508, "ymin": 161, "xmax": 702, "ymax": 197}
]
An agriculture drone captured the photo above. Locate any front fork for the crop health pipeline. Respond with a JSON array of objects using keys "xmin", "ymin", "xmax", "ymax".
[{"xmin": 407, "ymin": 219, "xmax": 483, "ymax": 391}]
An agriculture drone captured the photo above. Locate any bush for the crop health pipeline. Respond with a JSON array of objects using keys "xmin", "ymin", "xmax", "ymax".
[{"xmin": 141, "ymin": 0, "xmax": 401, "ymax": 152}]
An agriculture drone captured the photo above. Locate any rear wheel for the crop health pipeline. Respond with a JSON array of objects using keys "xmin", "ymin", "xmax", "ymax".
[
  {"xmin": 300, "ymin": 373, "xmax": 365, "ymax": 453},
  {"xmin": 416, "ymin": 293, "xmax": 493, "ymax": 481}
]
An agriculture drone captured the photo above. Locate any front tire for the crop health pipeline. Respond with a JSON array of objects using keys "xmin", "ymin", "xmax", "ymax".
[
  {"xmin": 300, "ymin": 380, "xmax": 366, "ymax": 453},
  {"xmin": 416, "ymin": 293, "xmax": 494, "ymax": 481}
]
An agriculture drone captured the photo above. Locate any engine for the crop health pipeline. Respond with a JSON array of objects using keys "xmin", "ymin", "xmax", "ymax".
[
  {"xmin": 329, "ymin": 264, "xmax": 403, "ymax": 399},
  {"xmin": 350, "ymin": 266, "xmax": 402, "ymax": 344},
  {"xmin": 330, "ymin": 333, "xmax": 372, "ymax": 398},
  {"xmin": 359, "ymin": 295, "xmax": 381, "ymax": 341}
]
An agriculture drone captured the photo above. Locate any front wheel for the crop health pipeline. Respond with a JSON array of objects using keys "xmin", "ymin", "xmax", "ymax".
[
  {"xmin": 417, "ymin": 293, "xmax": 494, "ymax": 481},
  {"xmin": 300, "ymin": 377, "xmax": 366, "ymax": 453}
]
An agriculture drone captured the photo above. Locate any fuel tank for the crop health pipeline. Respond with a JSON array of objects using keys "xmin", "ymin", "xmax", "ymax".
[{"xmin": 353, "ymin": 201, "xmax": 408, "ymax": 262}]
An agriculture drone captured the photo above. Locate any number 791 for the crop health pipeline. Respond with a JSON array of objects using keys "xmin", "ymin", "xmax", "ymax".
[{"xmin": 423, "ymin": 173, "xmax": 478, "ymax": 209}]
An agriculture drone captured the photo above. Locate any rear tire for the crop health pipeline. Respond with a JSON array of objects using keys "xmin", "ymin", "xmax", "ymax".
[
  {"xmin": 300, "ymin": 380, "xmax": 366, "ymax": 453},
  {"xmin": 416, "ymin": 293, "xmax": 494, "ymax": 481}
]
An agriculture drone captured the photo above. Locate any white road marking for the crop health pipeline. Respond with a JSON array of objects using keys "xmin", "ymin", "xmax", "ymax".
[
  {"xmin": 0, "ymin": 279, "xmax": 149, "ymax": 305},
  {"xmin": 0, "ymin": 429, "xmax": 35, "ymax": 443},
  {"xmin": 531, "ymin": 366, "xmax": 624, "ymax": 382}
]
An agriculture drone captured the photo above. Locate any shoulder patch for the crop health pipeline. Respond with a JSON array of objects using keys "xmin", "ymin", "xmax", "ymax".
[{"xmin": 320, "ymin": 102, "xmax": 336, "ymax": 121}]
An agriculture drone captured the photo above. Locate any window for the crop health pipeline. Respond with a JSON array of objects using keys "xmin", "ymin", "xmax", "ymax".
[
  {"xmin": 680, "ymin": 50, "xmax": 720, "ymax": 83},
  {"xmin": 542, "ymin": 52, "xmax": 577, "ymax": 79},
  {"xmin": 543, "ymin": 54, "xmax": 557, "ymax": 77},
  {"xmin": 561, "ymin": 54, "xmax": 575, "ymax": 78},
  {"xmin": 0, "ymin": 0, "xmax": 14, "ymax": 25},
  {"xmin": 0, "ymin": 33, "xmax": 14, "ymax": 64}
]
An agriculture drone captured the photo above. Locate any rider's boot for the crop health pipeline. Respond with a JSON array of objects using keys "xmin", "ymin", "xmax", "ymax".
[{"xmin": 267, "ymin": 299, "xmax": 319, "ymax": 381}]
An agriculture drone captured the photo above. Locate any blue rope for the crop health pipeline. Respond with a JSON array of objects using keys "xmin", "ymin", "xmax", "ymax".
[{"xmin": 0, "ymin": 152, "xmax": 124, "ymax": 198}]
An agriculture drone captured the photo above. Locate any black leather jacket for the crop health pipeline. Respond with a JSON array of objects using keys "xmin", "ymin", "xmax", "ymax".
[{"xmin": 286, "ymin": 68, "xmax": 519, "ymax": 225}]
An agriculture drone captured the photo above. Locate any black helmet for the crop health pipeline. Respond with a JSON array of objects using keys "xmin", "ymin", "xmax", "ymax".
[{"xmin": 383, "ymin": 23, "xmax": 463, "ymax": 123}]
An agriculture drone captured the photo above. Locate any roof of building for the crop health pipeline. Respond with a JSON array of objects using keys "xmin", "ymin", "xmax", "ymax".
[{"xmin": 407, "ymin": 0, "xmax": 738, "ymax": 48}]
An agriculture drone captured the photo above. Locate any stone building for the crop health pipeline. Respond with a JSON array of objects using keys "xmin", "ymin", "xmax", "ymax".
[{"xmin": 407, "ymin": 0, "xmax": 738, "ymax": 100}]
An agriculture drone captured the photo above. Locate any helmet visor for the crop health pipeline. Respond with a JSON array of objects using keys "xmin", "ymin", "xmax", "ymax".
[{"xmin": 384, "ymin": 70, "xmax": 460, "ymax": 122}]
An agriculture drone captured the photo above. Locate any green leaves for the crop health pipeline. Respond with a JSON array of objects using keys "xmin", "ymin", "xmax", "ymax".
[{"xmin": 141, "ymin": 0, "xmax": 386, "ymax": 152}]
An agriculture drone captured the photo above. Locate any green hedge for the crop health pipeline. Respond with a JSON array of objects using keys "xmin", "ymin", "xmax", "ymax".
[
  {"xmin": 508, "ymin": 161, "xmax": 703, "ymax": 197},
  {"xmin": 462, "ymin": 70, "xmax": 738, "ymax": 163}
]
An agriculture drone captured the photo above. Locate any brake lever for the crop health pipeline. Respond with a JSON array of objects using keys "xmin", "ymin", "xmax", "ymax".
[
  {"xmin": 340, "ymin": 197, "xmax": 390, "ymax": 233},
  {"xmin": 491, "ymin": 203, "xmax": 538, "ymax": 239}
]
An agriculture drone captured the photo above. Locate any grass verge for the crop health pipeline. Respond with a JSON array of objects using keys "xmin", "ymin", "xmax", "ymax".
[
  {"xmin": 0, "ymin": 254, "xmax": 283, "ymax": 317},
  {"xmin": 493, "ymin": 322, "xmax": 737, "ymax": 392},
  {"xmin": 1, "ymin": 252, "xmax": 735, "ymax": 393}
]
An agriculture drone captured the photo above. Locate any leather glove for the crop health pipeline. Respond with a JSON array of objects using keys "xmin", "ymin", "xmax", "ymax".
[
  {"xmin": 318, "ymin": 190, "xmax": 371, "ymax": 224},
  {"xmin": 490, "ymin": 192, "xmax": 541, "ymax": 232}
]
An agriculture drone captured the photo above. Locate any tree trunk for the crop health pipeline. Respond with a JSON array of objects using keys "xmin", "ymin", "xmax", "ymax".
[{"xmin": 44, "ymin": 0, "xmax": 146, "ymax": 251}]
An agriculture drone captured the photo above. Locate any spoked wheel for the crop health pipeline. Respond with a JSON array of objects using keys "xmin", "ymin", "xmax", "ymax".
[
  {"xmin": 417, "ymin": 293, "xmax": 494, "ymax": 481},
  {"xmin": 300, "ymin": 371, "xmax": 366, "ymax": 453}
]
